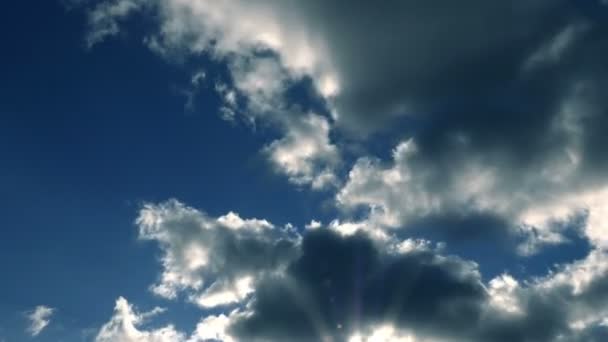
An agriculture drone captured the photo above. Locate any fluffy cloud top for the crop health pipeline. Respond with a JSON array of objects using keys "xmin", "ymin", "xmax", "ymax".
[
  {"xmin": 98, "ymin": 209, "xmax": 608, "ymax": 341},
  {"xmin": 136, "ymin": 200, "xmax": 298, "ymax": 306},
  {"xmin": 95, "ymin": 298, "xmax": 183, "ymax": 342}
]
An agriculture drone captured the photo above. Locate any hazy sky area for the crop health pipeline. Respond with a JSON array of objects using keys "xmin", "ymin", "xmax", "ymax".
[{"xmin": 2, "ymin": 1, "xmax": 608, "ymax": 341}]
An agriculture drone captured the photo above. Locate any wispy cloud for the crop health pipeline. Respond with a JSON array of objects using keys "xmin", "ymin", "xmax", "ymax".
[{"xmin": 26, "ymin": 306, "xmax": 54, "ymax": 337}]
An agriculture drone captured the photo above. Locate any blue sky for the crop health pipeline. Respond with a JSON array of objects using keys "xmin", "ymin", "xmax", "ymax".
[
  {"xmin": 0, "ymin": 2, "xmax": 334, "ymax": 340},
  {"xmin": 2, "ymin": 1, "xmax": 608, "ymax": 341}
]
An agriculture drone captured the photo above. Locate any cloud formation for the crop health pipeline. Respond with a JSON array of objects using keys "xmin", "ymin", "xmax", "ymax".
[
  {"xmin": 76, "ymin": 1, "xmax": 608, "ymax": 341},
  {"xmin": 81, "ymin": 0, "xmax": 608, "ymax": 217},
  {"xmin": 99, "ymin": 206, "xmax": 608, "ymax": 341},
  {"xmin": 95, "ymin": 297, "xmax": 184, "ymax": 342},
  {"xmin": 26, "ymin": 305, "xmax": 54, "ymax": 337},
  {"xmin": 136, "ymin": 200, "xmax": 299, "ymax": 307}
]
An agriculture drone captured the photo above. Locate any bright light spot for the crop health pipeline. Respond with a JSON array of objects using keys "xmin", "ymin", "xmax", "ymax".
[
  {"xmin": 196, "ymin": 276, "xmax": 254, "ymax": 308},
  {"xmin": 349, "ymin": 326, "xmax": 417, "ymax": 342},
  {"xmin": 184, "ymin": 244, "xmax": 208, "ymax": 270},
  {"xmin": 306, "ymin": 220, "xmax": 322, "ymax": 230},
  {"xmin": 488, "ymin": 274, "xmax": 522, "ymax": 315},
  {"xmin": 349, "ymin": 334, "xmax": 363, "ymax": 342},
  {"xmin": 319, "ymin": 74, "xmax": 340, "ymax": 97}
]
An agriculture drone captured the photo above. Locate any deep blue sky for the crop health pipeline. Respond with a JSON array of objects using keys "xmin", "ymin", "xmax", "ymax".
[{"xmin": 0, "ymin": 2, "xmax": 331, "ymax": 340}]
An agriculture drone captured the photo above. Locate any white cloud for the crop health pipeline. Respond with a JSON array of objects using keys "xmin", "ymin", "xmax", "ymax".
[
  {"xmin": 523, "ymin": 22, "xmax": 588, "ymax": 71},
  {"xmin": 214, "ymin": 82, "xmax": 238, "ymax": 122},
  {"xmin": 136, "ymin": 199, "xmax": 298, "ymax": 306},
  {"xmin": 337, "ymin": 139, "xmax": 440, "ymax": 228},
  {"xmin": 95, "ymin": 297, "xmax": 244, "ymax": 342},
  {"xmin": 305, "ymin": 220, "xmax": 322, "ymax": 230},
  {"xmin": 193, "ymin": 276, "xmax": 254, "ymax": 308},
  {"xmin": 228, "ymin": 56, "xmax": 289, "ymax": 115},
  {"xmin": 188, "ymin": 312, "xmax": 239, "ymax": 342},
  {"xmin": 26, "ymin": 305, "xmax": 54, "ymax": 337},
  {"xmin": 349, "ymin": 325, "xmax": 426, "ymax": 342},
  {"xmin": 538, "ymin": 249, "xmax": 608, "ymax": 296},
  {"xmin": 182, "ymin": 70, "xmax": 207, "ymax": 112},
  {"xmin": 265, "ymin": 113, "xmax": 340, "ymax": 189},
  {"xmin": 142, "ymin": 0, "xmax": 330, "ymax": 86},
  {"xmin": 84, "ymin": 1, "xmax": 344, "ymax": 189},
  {"xmin": 216, "ymin": 211, "xmax": 273, "ymax": 231},
  {"xmin": 95, "ymin": 297, "xmax": 184, "ymax": 342},
  {"xmin": 336, "ymin": 83, "xmax": 608, "ymax": 253},
  {"xmin": 224, "ymin": 56, "xmax": 341, "ymax": 189},
  {"xmin": 328, "ymin": 219, "xmax": 389, "ymax": 241},
  {"xmin": 395, "ymin": 238, "xmax": 436, "ymax": 255},
  {"xmin": 487, "ymin": 274, "xmax": 523, "ymax": 315},
  {"xmin": 86, "ymin": 0, "xmax": 145, "ymax": 48}
]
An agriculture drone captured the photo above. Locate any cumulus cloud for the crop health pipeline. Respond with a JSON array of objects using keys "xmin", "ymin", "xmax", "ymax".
[
  {"xmin": 221, "ymin": 227, "xmax": 608, "ymax": 342},
  {"xmin": 228, "ymin": 229, "xmax": 486, "ymax": 342},
  {"xmin": 85, "ymin": 0, "xmax": 146, "ymax": 48},
  {"xmin": 163, "ymin": 212, "xmax": 608, "ymax": 342},
  {"xmin": 81, "ymin": 0, "xmax": 608, "ymax": 252},
  {"xmin": 95, "ymin": 297, "xmax": 184, "ymax": 342},
  {"xmin": 125, "ymin": 201, "xmax": 608, "ymax": 341},
  {"xmin": 189, "ymin": 312, "xmax": 241, "ymax": 342},
  {"xmin": 226, "ymin": 55, "xmax": 341, "ymax": 189},
  {"xmin": 26, "ymin": 305, "xmax": 54, "ymax": 337},
  {"xmin": 265, "ymin": 113, "xmax": 340, "ymax": 189},
  {"xmin": 90, "ymin": 201, "xmax": 608, "ymax": 342},
  {"xmin": 95, "ymin": 297, "xmax": 243, "ymax": 342},
  {"xmin": 83, "ymin": 0, "xmax": 605, "ymax": 132},
  {"xmin": 84, "ymin": 0, "xmax": 345, "ymax": 189},
  {"xmin": 136, "ymin": 200, "xmax": 299, "ymax": 306},
  {"xmin": 336, "ymin": 113, "xmax": 607, "ymax": 254}
]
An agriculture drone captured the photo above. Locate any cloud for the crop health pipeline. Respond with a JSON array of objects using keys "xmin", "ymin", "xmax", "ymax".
[
  {"xmin": 136, "ymin": 200, "xmax": 299, "ymax": 306},
  {"xmin": 80, "ymin": 0, "xmax": 608, "ymax": 185},
  {"xmin": 78, "ymin": 0, "xmax": 333, "ymax": 189},
  {"xmin": 265, "ymin": 113, "xmax": 340, "ymax": 189},
  {"xmin": 225, "ymin": 55, "xmax": 341, "ymax": 189},
  {"xmin": 128, "ymin": 199, "xmax": 608, "ymax": 341},
  {"xmin": 95, "ymin": 297, "xmax": 243, "ymax": 342},
  {"xmin": 336, "ymin": 123, "xmax": 607, "ymax": 254},
  {"xmin": 26, "ymin": 305, "xmax": 54, "ymax": 337},
  {"xmin": 86, "ymin": 0, "xmax": 146, "ymax": 48},
  {"xmin": 228, "ymin": 229, "xmax": 486, "ymax": 341},
  {"xmin": 223, "ymin": 228, "xmax": 608, "ymax": 342},
  {"xmin": 95, "ymin": 297, "xmax": 184, "ymax": 342},
  {"xmin": 82, "ymin": 0, "xmax": 602, "ymax": 134},
  {"xmin": 181, "ymin": 70, "xmax": 207, "ymax": 112},
  {"xmin": 189, "ymin": 312, "xmax": 240, "ymax": 342},
  {"xmin": 89, "ymin": 201, "xmax": 608, "ymax": 342}
]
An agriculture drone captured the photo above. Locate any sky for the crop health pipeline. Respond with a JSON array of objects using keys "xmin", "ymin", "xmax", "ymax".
[{"xmin": 1, "ymin": 0, "xmax": 608, "ymax": 341}]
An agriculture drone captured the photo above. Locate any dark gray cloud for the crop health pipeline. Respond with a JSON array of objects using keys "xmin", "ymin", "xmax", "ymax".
[
  {"xmin": 227, "ymin": 229, "xmax": 608, "ymax": 342},
  {"xmin": 299, "ymin": 0, "xmax": 575, "ymax": 130},
  {"xmin": 230, "ymin": 229, "xmax": 486, "ymax": 341},
  {"xmin": 565, "ymin": 325, "xmax": 608, "ymax": 342},
  {"xmin": 311, "ymin": 1, "xmax": 608, "ymax": 202}
]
